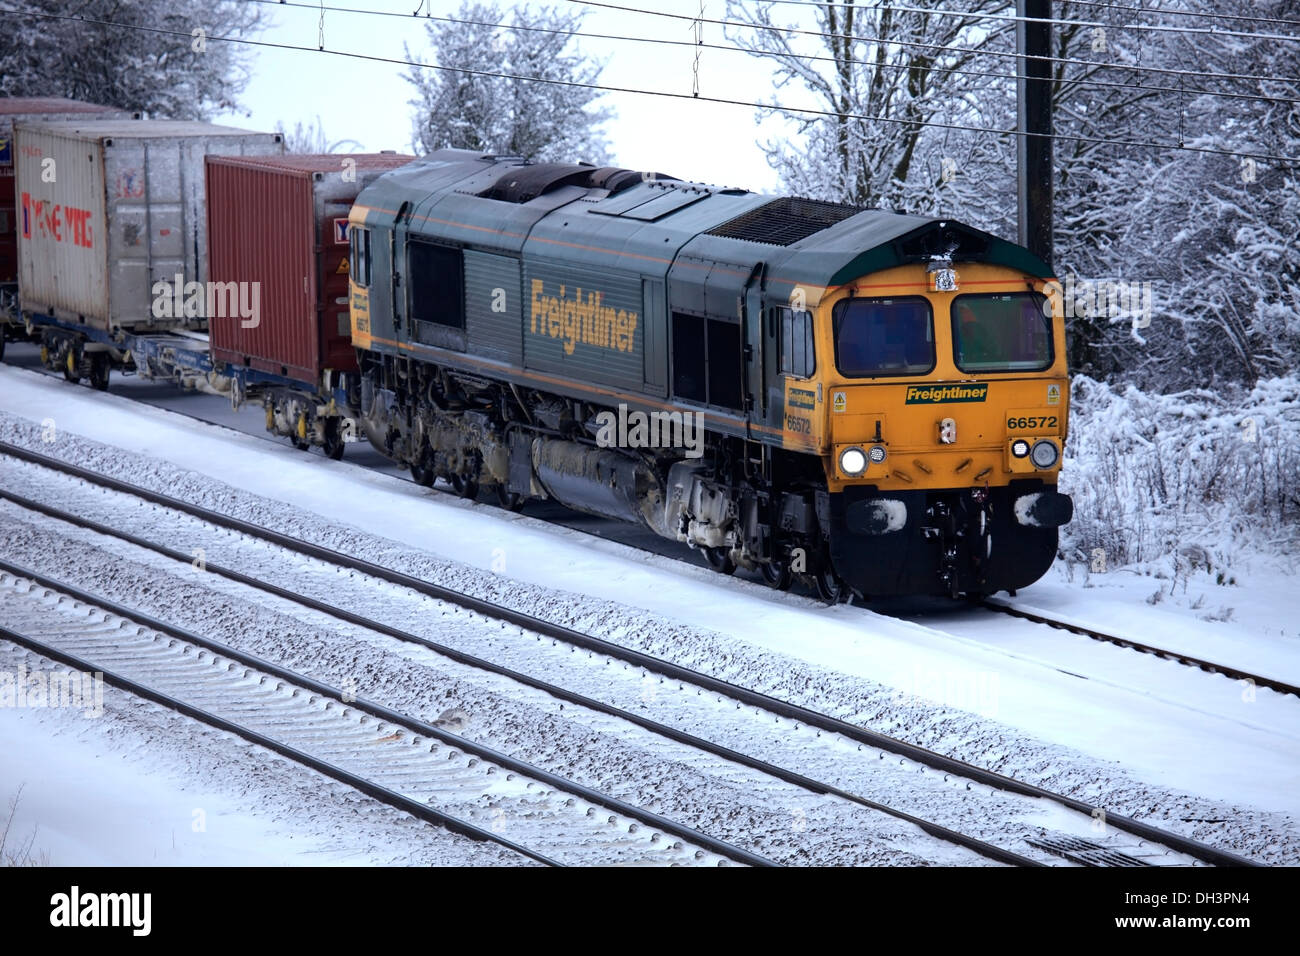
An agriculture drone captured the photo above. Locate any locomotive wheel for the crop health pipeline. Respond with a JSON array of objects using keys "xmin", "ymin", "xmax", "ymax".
[
  {"xmin": 87, "ymin": 354, "xmax": 110, "ymax": 391},
  {"xmin": 813, "ymin": 561, "xmax": 847, "ymax": 604},
  {"xmin": 450, "ymin": 473, "xmax": 479, "ymax": 500},
  {"xmin": 494, "ymin": 484, "xmax": 524, "ymax": 512},
  {"xmin": 323, "ymin": 419, "xmax": 346, "ymax": 461},
  {"xmin": 760, "ymin": 555, "xmax": 792, "ymax": 590},
  {"xmin": 291, "ymin": 436, "xmax": 311, "ymax": 451},
  {"xmin": 703, "ymin": 547, "xmax": 736, "ymax": 575},
  {"xmin": 62, "ymin": 349, "xmax": 79, "ymax": 383},
  {"xmin": 410, "ymin": 446, "xmax": 435, "ymax": 486}
]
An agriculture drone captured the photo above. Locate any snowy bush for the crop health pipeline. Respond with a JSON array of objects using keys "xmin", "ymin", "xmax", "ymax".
[{"xmin": 1060, "ymin": 375, "xmax": 1300, "ymax": 580}]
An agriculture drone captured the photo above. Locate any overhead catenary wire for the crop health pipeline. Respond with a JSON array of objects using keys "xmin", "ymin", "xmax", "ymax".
[
  {"xmin": 9, "ymin": 6, "xmax": 1299, "ymax": 165},
  {"xmin": 559, "ymin": 0, "xmax": 1300, "ymax": 87},
  {"xmin": 249, "ymin": 0, "xmax": 1300, "ymax": 110},
  {"xmin": 1055, "ymin": 0, "xmax": 1300, "ymax": 32},
  {"xmin": 723, "ymin": 0, "xmax": 1300, "ymax": 46}
]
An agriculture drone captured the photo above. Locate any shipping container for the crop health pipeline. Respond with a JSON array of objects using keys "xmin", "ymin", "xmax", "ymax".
[
  {"xmin": 13, "ymin": 119, "xmax": 283, "ymax": 333},
  {"xmin": 1, "ymin": 98, "xmax": 137, "ymax": 292},
  {"xmin": 205, "ymin": 153, "xmax": 413, "ymax": 385}
]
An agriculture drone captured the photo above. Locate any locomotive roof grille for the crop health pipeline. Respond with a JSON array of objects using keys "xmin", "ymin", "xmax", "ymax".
[
  {"xmin": 476, "ymin": 162, "xmax": 674, "ymax": 203},
  {"xmin": 478, "ymin": 163, "xmax": 597, "ymax": 203},
  {"xmin": 706, "ymin": 196, "xmax": 865, "ymax": 247}
]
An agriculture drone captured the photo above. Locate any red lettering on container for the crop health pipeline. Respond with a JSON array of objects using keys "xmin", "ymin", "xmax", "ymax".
[{"xmin": 19, "ymin": 192, "xmax": 94, "ymax": 248}]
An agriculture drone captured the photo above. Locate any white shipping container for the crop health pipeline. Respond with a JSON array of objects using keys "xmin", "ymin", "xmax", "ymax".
[
  {"xmin": 0, "ymin": 97, "xmax": 137, "ymax": 146},
  {"xmin": 14, "ymin": 119, "xmax": 283, "ymax": 332}
]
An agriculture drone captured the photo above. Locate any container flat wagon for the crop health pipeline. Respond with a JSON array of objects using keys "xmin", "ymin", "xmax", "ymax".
[
  {"xmin": 204, "ymin": 152, "xmax": 414, "ymax": 456},
  {"xmin": 13, "ymin": 118, "xmax": 283, "ymax": 387},
  {"xmin": 0, "ymin": 97, "xmax": 138, "ymax": 353}
]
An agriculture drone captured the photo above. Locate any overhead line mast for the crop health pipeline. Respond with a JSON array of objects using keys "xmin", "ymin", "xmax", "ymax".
[{"xmin": 1018, "ymin": 0, "xmax": 1054, "ymax": 271}]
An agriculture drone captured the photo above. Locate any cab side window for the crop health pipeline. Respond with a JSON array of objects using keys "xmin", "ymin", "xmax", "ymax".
[
  {"xmin": 350, "ymin": 226, "xmax": 372, "ymax": 288},
  {"xmin": 779, "ymin": 307, "xmax": 815, "ymax": 378}
]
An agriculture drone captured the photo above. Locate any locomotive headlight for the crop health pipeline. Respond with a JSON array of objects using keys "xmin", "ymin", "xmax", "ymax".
[
  {"xmin": 868, "ymin": 444, "xmax": 888, "ymax": 464},
  {"xmin": 1030, "ymin": 439, "xmax": 1060, "ymax": 469},
  {"xmin": 1011, "ymin": 439, "xmax": 1030, "ymax": 458},
  {"xmin": 839, "ymin": 446, "xmax": 868, "ymax": 476}
]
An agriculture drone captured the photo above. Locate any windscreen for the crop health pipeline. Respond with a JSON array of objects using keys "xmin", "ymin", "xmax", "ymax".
[
  {"xmin": 951, "ymin": 293, "xmax": 1053, "ymax": 372},
  {"xmin": 832, "ymin": 297, "xmax": 935, "ymax": 377}
]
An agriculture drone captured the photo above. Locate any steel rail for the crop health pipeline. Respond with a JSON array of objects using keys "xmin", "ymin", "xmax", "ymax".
[
  {"xmin": 981, "ymin": 599, "xmax": 1300, "ymax": 701},
  {"xmin": 0, "ymin": 490, "xmax": 1041, "ymax": 867},
  {"xmin": 0, "ymin": 622, "xmax": 563, "ymax": 868},
  {"xmin": 0, "ymin": 560, "xmax": 776, "ymax": 868},
  {"xmin": 0, "ymin": 440, "xmax": 1260, "ymax": 866}
]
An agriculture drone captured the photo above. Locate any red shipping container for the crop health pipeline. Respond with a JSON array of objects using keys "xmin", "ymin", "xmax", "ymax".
[
  {"xmin": 1, "ymin": 98, "xmax": 136, "ymax": 287},
  {"xmin": 205, "ymin": 153, "xmax": 412, "ymax": 386}
]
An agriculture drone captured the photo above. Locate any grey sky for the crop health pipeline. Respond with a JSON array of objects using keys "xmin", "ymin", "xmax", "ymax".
[{"xmin": 218, "ymin": 0, "xmax": 810, "ymax": 191}]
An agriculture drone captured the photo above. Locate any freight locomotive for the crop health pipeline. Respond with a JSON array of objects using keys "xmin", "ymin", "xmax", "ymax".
[
  {"xmin": 2, "ymin": 101, "xmax": 1072, "ymax": 601},
  {"xmin": 343, "ymin": 150, "xmax": 1073, "ymax": 600}
]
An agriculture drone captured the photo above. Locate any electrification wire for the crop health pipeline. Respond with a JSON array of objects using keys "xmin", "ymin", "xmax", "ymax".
[
  {"xmin": 742, "ymin": 0, "xmax": 1300, "ymax": 44},
  {"xmin": 11, "ymin": 6, "xmax": 1299, "ymax": 165},
  {"xmin": 253, "ymin": 0, "xmax": 1300, "ymax": 110},
  {"xmin": 1059, "ymin": 0, "xmax": 1300, "ymax": 31},
  {"xmin": 560, "ymin": 0, "xmax": 1300, "ymax": 87}
]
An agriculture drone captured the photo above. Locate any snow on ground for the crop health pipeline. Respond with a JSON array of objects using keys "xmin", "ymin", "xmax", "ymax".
[
  {"xmin": 0, "ymin": 643, "xmax": 528, "ymax": 867},
  {"xmin": 1002, "ymin": 559, "xmax": 1300, "ymax": 682},
  {"xmin": 0, "ymin": 515, "xmax": 994, "ymax": 867},
  {"xmin": 1059, "ymin": 374, "xmax": 1300, "ymax": 592},
  {"xmin": 2, "ymin": 363, "xmax": 1298, "ymax": 863}
]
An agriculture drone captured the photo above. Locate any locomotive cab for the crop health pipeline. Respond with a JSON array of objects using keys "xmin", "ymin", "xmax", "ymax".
[{"xmin": 807, "ymin": 260, "xmax": 1073, "ymax": 598}]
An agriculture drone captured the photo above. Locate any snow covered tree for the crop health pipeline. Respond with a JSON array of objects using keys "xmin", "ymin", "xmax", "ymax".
[
  {"xmin": 275, "ymin": 116, "xmax": 364, "ymax": 154},
  {"xmin": 0, "ymin": 0, "xmax": 262, "ymax": 119},
  {"xmin": 727, "ymin": 0, "xmax": 1300, "ymax": 389},
  {"xmin": 1049, "ymin": 0, "xmax": 1300, "ymax": 387},
  {"xmin": 405, "ymin": 2, "xmax": 611, "ymax": 163},
  {"xmin": 723, "ymin": 0, "xmax": 1018, "ymax": 226}
]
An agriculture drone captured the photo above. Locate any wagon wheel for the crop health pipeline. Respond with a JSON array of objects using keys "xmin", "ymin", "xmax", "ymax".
[
  {"xmin": 702, "ymin": 546, "xmax": 736, "ymax": 575},
  {"xmin": 449, "ymin": 473, "xmax": 479, "ymax": 500},
  {"xmin": 62, "ymin": 347, "xmax": 79, "ymax": 383},
  {"xmin": 323, "ymin": 419, "xmax": 346, "ymax": 461},
  {"xmin": 87, "ymin": 354, "xmax": 111, "ymax": 391},
  {"xmin": 292, "ymin": 413, "xmax": 312, "ymax": 451}
]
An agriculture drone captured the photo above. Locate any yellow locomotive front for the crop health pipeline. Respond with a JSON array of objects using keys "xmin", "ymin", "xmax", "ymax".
[{"xmin": 802, "ymin": 260, "xmax": 1072, "ymax": 598}]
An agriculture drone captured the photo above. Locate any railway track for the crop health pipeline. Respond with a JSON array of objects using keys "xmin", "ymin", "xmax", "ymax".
[
  {"xmin": 980, "ymin": 598, "xmax": 1300, "ymax": 701},
  {"xmin": 0, "ymin": 507, "xmax": 1035, "ymax": 867},
  {"xmin": 0, "ymin": 573, "xmax": 769, "ymax": 868},
  {"xmin": 5, "ymin": 354, "xmax": 1292, "ymax": 695},
  {"xmin": 0, "ymin": 439, "xmax": 1259, "ymax": 866}
]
